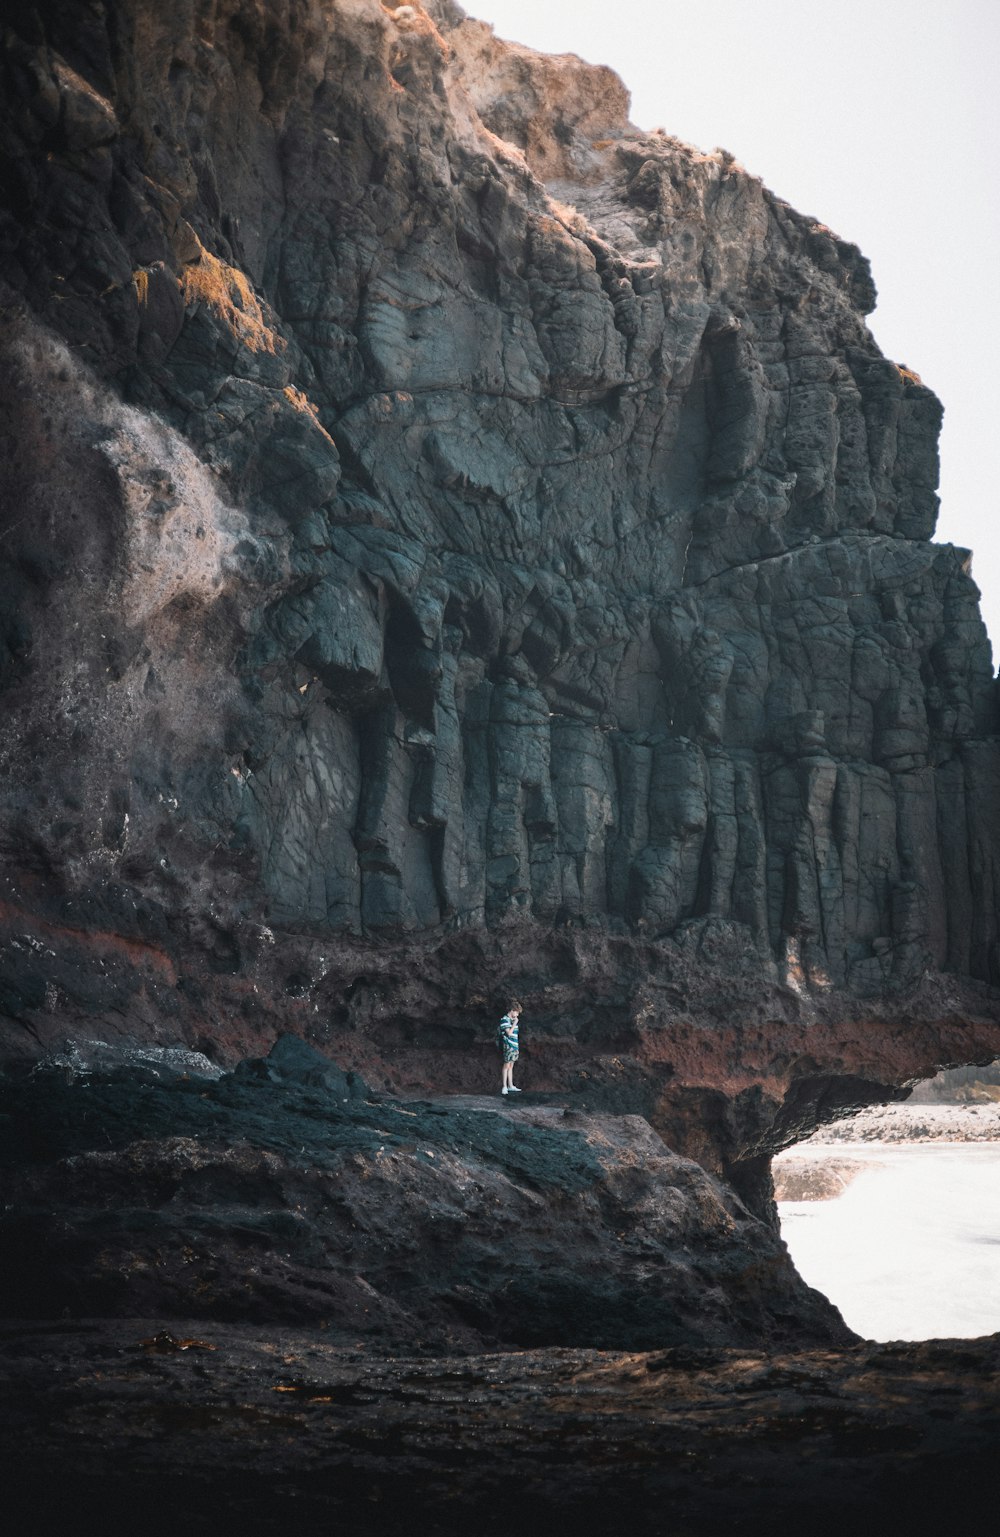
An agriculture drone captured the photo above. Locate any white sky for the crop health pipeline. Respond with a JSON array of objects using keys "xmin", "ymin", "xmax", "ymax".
[{"xmin": 467, "ymin": 1, "xmax": 1000, "ymax": 657}]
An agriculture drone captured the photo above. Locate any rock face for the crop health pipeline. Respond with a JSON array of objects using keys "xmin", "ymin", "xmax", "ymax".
[
  {"xmin": 0, "ymin": 0, "xmax": 998, "ymax": 1186},
  {"xmin": 3, "ymin": 6, "xmax": 1000, "ymax": 1526},
  {"xmin": 1, "ymin": 1037, "xmax": 845, "ymax": 1351}
]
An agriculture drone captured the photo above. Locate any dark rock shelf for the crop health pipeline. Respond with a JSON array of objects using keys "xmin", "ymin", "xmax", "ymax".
[
  {"xmin": 3, "ymin": 1318, "xmax": 998, "ymax": 1535},
  {"xmin": 0, "ymin": 1038, "xmax": 845, "ymax": 1353}
]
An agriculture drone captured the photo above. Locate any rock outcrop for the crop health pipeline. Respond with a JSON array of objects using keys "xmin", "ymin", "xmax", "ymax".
[
  {"xmin": 3, "ymin": 5, "xmax": 1000, "ymax": 1528},
  {"xmin": 0, "ymin": 0, "xmax": 998, "ymax": 1239},
  {"xmin": 1, "ymin": 1036, "xmax": 845, "ymax": 1351}
]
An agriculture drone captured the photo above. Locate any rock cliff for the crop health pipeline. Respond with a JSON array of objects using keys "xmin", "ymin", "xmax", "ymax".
[
  {"xmin": 1, "ymin": 0, "xmax": 998, "ymax": 1186},
  {"xmin": 3, "ymin": 5, "xmax": 1000, "ymax": 1527}
]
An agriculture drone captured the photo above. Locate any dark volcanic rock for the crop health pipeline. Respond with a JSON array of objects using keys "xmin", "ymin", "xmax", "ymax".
[
  {"xmin": 3, "ymin": 1320, "xmax": 999, "ymax": 1536},
  {"xmin": 1, "ymin": 4, "xmax": 999, "ymax": 1525},
  {"xmin": 0, "ymin": 0, "xmax": 998, "ymax": 1363},
  {"xmin": 0, "ymin": 0, "xmax": 996, "ymax": 1185},
  {"xmin": 0, "ymin": 1047, "xmax": 845, "ymax": 1352}
]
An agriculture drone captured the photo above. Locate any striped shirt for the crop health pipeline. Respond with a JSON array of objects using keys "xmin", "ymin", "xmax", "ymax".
[{"xmin": 498, "ymin": 1013, "xmax": 519, "ymax": 1056}]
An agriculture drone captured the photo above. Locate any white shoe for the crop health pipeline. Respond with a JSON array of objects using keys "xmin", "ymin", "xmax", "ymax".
[
  {"xmin": 501, "ymin": 1087, "xmax": 509, "ymax": 1095},
  {"xmin": 508, "ymin": 1085, "xmax": 522, "ymax": 1092}
]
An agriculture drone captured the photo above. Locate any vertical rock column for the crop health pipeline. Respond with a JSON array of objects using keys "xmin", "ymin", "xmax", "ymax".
[
  {"xmin": 550, "ymin": 718, "xmax": 616, "ymax": 918},
  {"xmin": 485, "ymin": 672, "xmax": 558, "ymax": 921},
  {"xmin": 626, "ymin": 738, "xmax": 709, "ymax": 930}
]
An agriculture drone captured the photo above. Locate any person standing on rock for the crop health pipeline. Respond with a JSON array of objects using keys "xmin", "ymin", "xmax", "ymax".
[{"xmin": 498, "ymin": 1002, "xmax": 522, "ymax": 1096}]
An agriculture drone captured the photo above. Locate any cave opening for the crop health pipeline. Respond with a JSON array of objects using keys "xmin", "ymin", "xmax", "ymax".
[{"xmin": 773, "ymin": 1060, "xmax": 1000, "ymax": 1342}]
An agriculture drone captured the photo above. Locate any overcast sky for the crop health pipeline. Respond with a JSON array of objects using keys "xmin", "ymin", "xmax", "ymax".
[{"xmin": 468, "ymin": 1, "xmax": 1000, "ymax": 656}]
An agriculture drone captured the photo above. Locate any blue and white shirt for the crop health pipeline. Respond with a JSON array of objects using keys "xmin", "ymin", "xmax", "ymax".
[{"xmin": 499, "ymin": 1013, "xmax": 519, "ymax": 1054}]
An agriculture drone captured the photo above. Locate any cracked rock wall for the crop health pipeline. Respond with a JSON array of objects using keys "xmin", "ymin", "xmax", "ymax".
[{"xmin": 0, "ymin": 0, "xmax": 998, "ymax": 1100}]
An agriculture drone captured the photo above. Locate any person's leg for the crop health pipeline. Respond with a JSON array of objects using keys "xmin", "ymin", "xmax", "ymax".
[
  {"xmin": 501, "ymin": 1058, "xmax": 512, "ymax": 1093},
  {"xmin": 508, "ymin": 1053, "xmax": 520, "ymax": 1091}
]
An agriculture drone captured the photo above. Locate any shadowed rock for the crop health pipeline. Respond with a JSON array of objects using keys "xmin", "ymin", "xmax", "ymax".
[
  {"xmin": 1, "ymin": 5, "xmax": 999, "ymax": 1527},
  {"xmin": 0, "ymin": 0, "xmax": 996, "ymax": 1189},
  {"xmin": 0, "ymin": 1042, "xmax": 845, "ymax": 1352},
  {"xmin": 3, "ymin": 1319, "xmax": 1000, "ymax": 1536}
]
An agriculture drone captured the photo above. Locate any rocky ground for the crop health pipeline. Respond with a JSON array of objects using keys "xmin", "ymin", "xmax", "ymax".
[
  {"xmin": 3, "ymin": 1318, "xmax": 999, "ymax": 1535},
  {"xmin": 4, "ymin": 1040, "xmax": 999, "ymax": 1533},
  {"xmin": 800, "ymin": 1102, "xmax": 1000, "ymax": 1144},
  {"xmin": 0, "ymin": 1038, "xmax": 844, "ymax": 1353}
]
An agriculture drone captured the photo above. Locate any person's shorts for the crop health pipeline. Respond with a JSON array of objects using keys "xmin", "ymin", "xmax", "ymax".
[{"xmin": 502, "ymin": 1044, "xmax": 519, "ymax": 1064}]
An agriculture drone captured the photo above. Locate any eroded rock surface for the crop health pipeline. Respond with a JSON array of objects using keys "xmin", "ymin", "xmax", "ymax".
[
  {"xmin": 3, "ymin": 1319, "xmax": 999, "ymax": 1535},
  {"xmin": 771, "ymin": 1152, "xmax": 874, "ymax": 1201},
  {"xmin": 0, "ymin": 0, "xmax": 999, "ymax": 1343},
  {"xmin": 0, "ymin": 2, "xmax": 997, "ymax": 1189},
  {"xmin": 2, "ymin": 4, "xmax": 1000, "ymax": 1525},
  {"xmin": 0, "ymin": 1039, "xmax": 844, "ymax": 1351}
]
